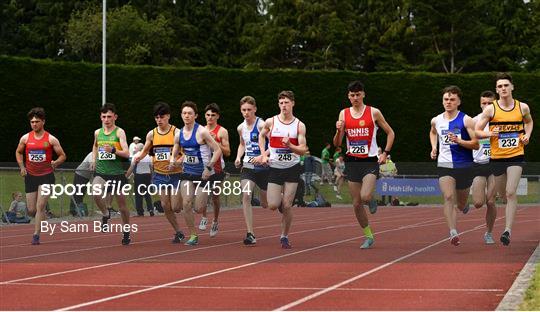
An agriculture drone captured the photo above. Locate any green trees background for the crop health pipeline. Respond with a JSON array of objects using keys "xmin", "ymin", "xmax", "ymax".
[{"xmin": 1, "ymin": 0, "xmax": 539, "ymax": 72}]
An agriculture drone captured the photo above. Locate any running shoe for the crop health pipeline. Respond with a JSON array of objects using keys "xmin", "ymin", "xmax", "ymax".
[
  {"xmin": 360, "ymin": 237, "xmax": 374, "ymax": 249},
  {"xmin": 243, "ymin": 232, "xmax": 256, "ymax": 246},
  {"xmin": 121, "ymin": 231, "xmax": 131, "ymax": 245},
  {"xmin": 172, "ymin": 231, "xmax": 185, "ymax": 244},
  {"xmin": 31, "ymin": 234, "xmax": 40, "ymax": 245},
  {"xmin": 185, "ymin": 235, "xmax": 199, "ymax": 246},
  {"xmin": 101, "ymin": 215, "xmax": 110, "ymax": 232},
  {"xmin": 209, "ymin": 221, "xmax": 219, "ymax": 238},
  {"xmin": 199, "ymin": 217, "xmax": 208, "ymax": 231},
  {"xmin": 500, "ymin": 231, "xmax": 511, "ymax": 246},
  {"xmin": 333, "ymin": 185, "xmax": 338, "ymax": 192},
  {"xmin": 462, "ymin": 202, "xmax": 470, "ymax": 214},
  {"xmin": 484, "ymin": 232, "xmax": 495, "ymax": 245},
  {"xmin": 149, "ymin": 210, "xmax": 155, "ymax": 217},
  {"xmin": 368, "ymin": 199, "xmax": 378, "ymax": 214},
  {"xmin": 280, "ymin": 237, "xmax": 292, "ymax": 249},
  {"xmin": 450, "ymin": 234, "xmax": 460, "ymax": 246},
  {"xmin": 336, "ymin": 194, "xmax": 343, "ymax": 200}
]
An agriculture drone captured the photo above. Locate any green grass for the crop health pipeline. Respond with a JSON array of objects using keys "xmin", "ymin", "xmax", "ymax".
[{"xmin": 520, "ymin": 263, "xmax": 540, "ymax": 311}]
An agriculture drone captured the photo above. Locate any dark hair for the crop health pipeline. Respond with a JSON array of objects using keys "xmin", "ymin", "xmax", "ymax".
[
  {"xmin": 496, "ymin": 72, "xmax": 513, "ymax": 84},
  {"xmin": 153, "ymin": 101, "xmax": 170, "ymax": 116},
  {"xmin": 442, "ymin": 85, "xmax": 462, "ymax": 99},
  {"xmin": 480, "ymin": 90, "xmax": 496, "ymax": 98},
  {"xmin": 100, "ymin": 103, "xmax": 116, "ymax": 114},
  {"xmin": 240, "ymin": 95, "xmax": 256, "ymax": 107},
  {"xmin": 278, "ymin": 90, "xmax": 295, "ymax": 102},
  {"xmin": 181, "ymin": 101, "xmax": 198, "ymax": 115},
  {"xmin": 205, "ymin": 103, "xmax": 220, "ymax": 114},
  {"xmin": 348, "ymin": 81, "xmax": 365, "ymax": 92},
  {"xmin": 27, "ymin": 107, "xmax": 46, "ymax": 120}
]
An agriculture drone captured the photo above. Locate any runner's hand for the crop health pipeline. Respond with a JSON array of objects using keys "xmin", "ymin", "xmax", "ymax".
[
  {"xmin": 521, "ymin": 134, "xmax": 530, "ymax": 145},
  {"xmin": 234, "ymin": 158, "xmax": 241, "ymax": 168},
  {"xmin": 430, "ymin": 148, "xmax": 437, "ymax": 160},
  {"xmin": 336, "ymin": 120, "xmax": 344, "ymax": 132},
  {"xmin": 489, "ymin": 126, "xmax": 500, "ymax": 137},
  {"xmin": 20, "ymin": 167, "xmax": 27, "ymax": 177}
]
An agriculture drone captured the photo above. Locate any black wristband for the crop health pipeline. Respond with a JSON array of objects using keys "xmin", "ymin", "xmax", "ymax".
[
  {"xmin": 384, "ymin": 150, "xmax": 391, "ymax": 154},
  {"xmin": 111, "ymin": 147, "xmax": 116, "ymax": 154}
]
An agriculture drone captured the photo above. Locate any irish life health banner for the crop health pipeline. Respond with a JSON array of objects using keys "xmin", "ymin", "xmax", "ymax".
[{"xmin": 376, "ymin": 178, "xmax": 441, "ymax": 196}]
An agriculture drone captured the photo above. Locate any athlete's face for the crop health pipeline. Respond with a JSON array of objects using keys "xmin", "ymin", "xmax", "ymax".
[
  {"xmin": 154, "ymin": 114, "xmax": 170, "ymax": 127},
  {"xmin": 496, "ymin": 79, "xmax": 513, "ymax": 98},
  {"xmin": 181, "ymin": 107, "xmax": 197, "ymax": 125},
  {"xmin": 480, "ymin": 97, "xmax": 494, "ymax": 111},
  {"xmin": 278, "ymin": 97, "xmax": 294, "ymax": 115},
  {"xmin": 442, "ymin": 92, "xmax": 460, "ymax": 112},
  {"xmin": 205, "ymin": 110, "xmax": 219, "ymax": 125},
  {"xmin": 100, "ymin": 110, "xmax": 117, "ymax": 127},
  {"xmin": 240, "ymin": 103, "xmax": 256, "ymax": 120},
  {"xmin": 348, "ymin": 91, "xmax": 365, "ymax": 106},
  {"xmin": 29, "ymin": 117, "xmax": 44, "ymax": 132}
]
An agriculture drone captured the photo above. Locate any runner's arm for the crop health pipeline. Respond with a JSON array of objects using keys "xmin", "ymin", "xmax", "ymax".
[
  {"xmin": 521, "ymin": 103, "xmax": 533, "ymax": 145},
  {"xmin": 474, "ymin": 105, "xmax": 495, "ymax": 139},
  {"xmin": 115, "ymin": 128, "xmax": 131, "ymax": 159},
  {"xmin": 49, "ymin": 135, "xmax": 67, "ymax": 169},
  {"xmin": 459, "ymin": 116, "xmax": 480, "ymax": 150},
  {"xmin": 333, "ymin": 110, "xmax": 345, "ymax": 147},
  {"xmin": 15, "ymin": 135, "xmax": 28, "ymax": 176},
  {"xmin": 235, "ymin": 125, "xmax": 245, "ymax": 167},
  {"xmin": 373, "ymin": 108, "xmax": 395, "ymax": 163},
  {"xmin": 429, "ymin": 118, "xmax": 438, "ymax": 159},
  {"xmin": 286, "ymin": 122, "xmax": 308, "ymax": 155},
  {"xmin": 218, "ymin": 127, "xmax": 231, "ymax": 157}
]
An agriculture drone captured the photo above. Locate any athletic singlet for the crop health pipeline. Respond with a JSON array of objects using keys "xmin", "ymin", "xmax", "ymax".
[
  {"xmin": 209, "ymin": 124, "xmax": 225, "ymax": 173},
  {"xmin": 242, "ymin": 117, "xmax": 268, "ymax": 170},
  {"xmin": 344, "ymin": 106, "xmax": 379, "ymax": 158},
  {"xmin": 180, "ymin": 123, "xmax": 211, "ymax": 176},
  {"xmin": 489, "ymin": 100, "xmax": 525, "ymax": 159},
  {"xmin": 435, "ymin": 111, "xmax": 473, "ymax": 169},
  {"xmin": 25, "ymin": 131, "xmax": 54, "ymax": 176},
  {"xmin": 268, "ymin": 116, "xmax": 300, "ymax": 169},
  {"xmin": 96, "ymin": 127, "xmax": 124, "ymax": 175},
  {"xmin": 473, "ymin": 114, "xmax": 490, "ymax": 164},
  {"xmin": 152, "ymin": 125, "xmax": 182, "ymax": 174}
]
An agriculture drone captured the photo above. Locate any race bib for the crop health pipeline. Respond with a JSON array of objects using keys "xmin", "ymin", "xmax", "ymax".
[
  {"xmin": 498, "ymin": 132, "xmax": 519, "ymax": 149},
  {"xmin": 441, "ymin": 129, "xmax": 461, "ymax": 145},
  {"xmin": 348, "ymin": 140, "xmax": 368, "ymax": 155},
  {"xmin": 184, "ymin": 155, "xmax": 199, "ymax": 164},
  {"xmin": 277, "ymin": 153, "xmax": 293, "ymax": 162},
  {"xmin": 154, "ymin": 147, "xmax": 171, "ymax": 161},
  {"xmin": 480, "ymin": 139, "xmax": 491, "ymax": 157},
  {"xmin": 98, "ymin": 147, "xmax": 116, "ymax": 160},
  {"xmin": 29, "ymin": 150, "xmax": 46, "ymax": 163}
]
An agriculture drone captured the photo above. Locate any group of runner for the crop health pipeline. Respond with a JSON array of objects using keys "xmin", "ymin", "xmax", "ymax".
[{"xmin": 16, "ymin": 73, "xmax": 533, "ymax": 248}]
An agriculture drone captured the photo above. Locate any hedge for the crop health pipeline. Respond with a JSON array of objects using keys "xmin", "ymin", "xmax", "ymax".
[{"xmin": 1, "ymin": 56, "xmax": 538, "ymax": 167}]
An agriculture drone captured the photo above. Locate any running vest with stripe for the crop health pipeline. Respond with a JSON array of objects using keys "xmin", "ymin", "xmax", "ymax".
[
  {"xmin": 344, "ymin": 106, "xmax": 379, "ymax": 158},
  {"xmin": 25, "ymin": 131, "xmax": 54, "ymax": 176},
  {"xmin": 242, "ymin": 117, "xmax": 268, "ymax": 170},
  {"xmin": 96, "ymin": 127, "xmax": 124, "ymax": 175},
  {"xmin": 209, "ymin": 124, "xmax": 225, "ymax": 173},
  {"xmin": 180, "ymin": 123, "xmax": 211, "ymax": 175},
  {"xmin": 473, "ymin": 114, "xmax": 490, "ymax": 164},
  {"xmin": 152, "ymin": 125, "xmax": 182, "ymax": 174},
  {"xmin": 269, "ymin": 116, "xmax": 300, "ymax": 169},
  {"xmin": 489, "ymin": 100, "xmax": 525, "ymax": 159},
  {"xmin": 435, "ymin": 111, "xmax": 473, "ymax": 169}
]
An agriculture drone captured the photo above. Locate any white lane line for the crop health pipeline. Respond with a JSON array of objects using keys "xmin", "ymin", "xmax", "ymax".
[
  {"xmin": 6, "ymin": 282, "xmax": 504, "ymax": 292},
  {"xmin": 274, "ymin": 211, "xmax": 532, "ymax": 311},
  {"xmin": 53, "ymin": 216, "xmax": 443, "ymax": 311}
]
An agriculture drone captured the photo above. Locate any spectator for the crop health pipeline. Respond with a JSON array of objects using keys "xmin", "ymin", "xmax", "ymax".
[
  {"xmin": 70, "ymin": 152, "xmax": 93, "ymax": 216},
  {"xmin": 333, "ymin": 155, "xmax": 346, "ymax": 200},
  {"xmin": 333, "ymin": 146, "xmax": 342, "ymax": 164},
  {"xmin": 379, "ymin": 154, "xmax": 398, "ymax": 205},
  {"xmin": 303, "ymin": 150, "xmax": 315, "ymax": 195},
  {"xmin": 126, "ymin": 143, "xmax": 154, "ymax": 216},
  {"xmin": 8, "ymin": 192, "xmax": 31, "ymax": 223},
  {"xmin": 128, "ymin": 136, "xmax": 141, "ymax": 160},
  {"xmin": 320, "ymin": 142, "xmax": 333, "ymax": 185}
]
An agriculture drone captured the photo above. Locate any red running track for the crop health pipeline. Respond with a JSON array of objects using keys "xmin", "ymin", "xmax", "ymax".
[{"xmin": 0, "ymin": 205, "xmax": 538, "ymax": 310}]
